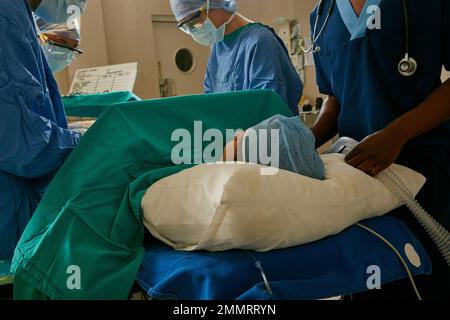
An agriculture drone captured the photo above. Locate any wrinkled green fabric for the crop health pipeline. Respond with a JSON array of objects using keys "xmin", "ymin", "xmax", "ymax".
[
  {"xmin": 13, "ymin": 274, "xmax": 47, "ymax": 300},
  {"xmin": 63, "ymin": 91, "xmax": 141, "ymax": 117},
  {"xmin": 11, "ymin": 90, "xmax": 293, "ymax": 300}
]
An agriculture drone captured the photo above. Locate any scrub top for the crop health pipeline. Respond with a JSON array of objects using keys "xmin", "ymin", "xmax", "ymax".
[
  {"xmin": 312, "ymin": 0, "xmax": 450, "ymax": 148},
  {"xmin": 205, "ymin": 23, "xmax": 303, "ymax": 115},
  {"xmin": 0, "ymin": 0, "xmax": 80, "ymax": 260},
  {"xmin": 311, "ymin": 0, "xmax": 450, "ymax": 298}
]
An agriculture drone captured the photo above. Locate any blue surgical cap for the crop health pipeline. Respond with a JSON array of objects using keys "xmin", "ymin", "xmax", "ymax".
[
  {"xmin": 240, "ymin": 115, "xmax": 326, "ymax": 180},
  {"xmin": 170, "ymin": 0, "xmax": 237, "ymax": 22}
]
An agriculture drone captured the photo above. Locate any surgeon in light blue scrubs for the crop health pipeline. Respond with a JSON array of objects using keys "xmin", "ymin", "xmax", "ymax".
[
  {"xmin": 170, "ymin": 0, "xmax": 303, "ymax": 115},
  {"xmin": 0, "ymin": 0, "xmax": 86, "ymax": 261},
  {"xmin": 309, "ymin": 0, "xmax": 450, "ymax": 298}
]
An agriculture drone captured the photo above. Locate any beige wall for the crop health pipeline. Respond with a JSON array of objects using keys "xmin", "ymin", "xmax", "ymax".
[
  {"xmin": 100, "ymin": 0, "xmax": 161, "ymax": 99},
  {"xmin": 237, "ymin": 0, "xmax": 296, "ymax": 25},
  {"xmin": 294, "ymin": 0, "xmax": 321, "ymax": 102},
  {"xmin": 56, "ymin": 0, "xmax": 320, "ymax": 100},
  {"xmin": 55, "ymin": 0, "xmax": 109, "ymax": 95}
]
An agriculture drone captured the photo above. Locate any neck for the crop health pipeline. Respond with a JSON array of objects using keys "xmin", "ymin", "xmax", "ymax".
[
  {"xmin": 350, "ymin": 0, "xmax": 366, "ymax": 17},
  {"xmin": 28, "ymin": 0, "xmax": 42, "ymax": 11},
  {"xmin": 224, "ymin": 14, "xmax": 251, "ymax": 35}
]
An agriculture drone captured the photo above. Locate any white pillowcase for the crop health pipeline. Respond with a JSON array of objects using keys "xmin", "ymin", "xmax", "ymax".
[{"xmin": 141, "ymin": 154, "xmax": 426, "ymax": 252}]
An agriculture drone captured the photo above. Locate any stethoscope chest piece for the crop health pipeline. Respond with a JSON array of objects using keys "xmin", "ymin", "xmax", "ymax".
[
  {"xmin": 398, "ymin": 54, "xmax": 417, "ymax": 77},
  {"xmin": 307, "ymin": 0, "xmax": 419, "ymax": 78}
]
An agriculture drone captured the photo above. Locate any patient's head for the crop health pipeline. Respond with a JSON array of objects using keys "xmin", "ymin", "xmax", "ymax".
[{"xmin": 223, "ymin": 115, "xmax": 325, "ymax": 180}]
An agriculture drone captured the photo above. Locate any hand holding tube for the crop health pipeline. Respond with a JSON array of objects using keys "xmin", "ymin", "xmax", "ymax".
[{"xmin": 345, "ymin": 127, "xmax": 407, "ymax": 177}]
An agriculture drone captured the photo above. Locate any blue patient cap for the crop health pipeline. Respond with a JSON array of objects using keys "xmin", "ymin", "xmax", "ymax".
[
  {"xmin": 170, "ymin": 0, "xmax": 237, "ymax": 22},
  {"xmin": 241, "ymin": 115, "xmax": 326, "ymax": 180}
]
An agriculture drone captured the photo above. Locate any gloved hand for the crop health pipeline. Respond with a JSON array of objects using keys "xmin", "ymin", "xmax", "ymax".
[
  {"xmin": 69, "ymin": 120, "xmax": 95, "ymax": 136},
  {"xmin": 74, "ymin": 128, "xmax": 88, "ymax": 136}
]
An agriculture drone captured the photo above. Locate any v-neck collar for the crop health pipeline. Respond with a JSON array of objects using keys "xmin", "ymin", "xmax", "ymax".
[{"xmin": 336, "ymin": 0, "xmax": 382, "ymax": 40}]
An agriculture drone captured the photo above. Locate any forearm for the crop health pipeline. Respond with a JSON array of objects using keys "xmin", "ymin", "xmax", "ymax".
[
  {"xmin": 385, "ymin": 79, "xmax": 450, "ymax": 144},
  {"xmin": 310, "ymin": 96, "xmax": 340, "ymax": 148}
]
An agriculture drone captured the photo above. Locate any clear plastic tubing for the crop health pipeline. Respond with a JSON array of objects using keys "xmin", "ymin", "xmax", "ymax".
[{"xmin": 328, "ymin": 137, "xmax": 450, "ymax": 266}]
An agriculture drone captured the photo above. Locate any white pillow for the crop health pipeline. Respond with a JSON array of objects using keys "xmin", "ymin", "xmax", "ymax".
[{"xmin": 141, "ymin": 154, "xmax": 426, "ymax": 252}]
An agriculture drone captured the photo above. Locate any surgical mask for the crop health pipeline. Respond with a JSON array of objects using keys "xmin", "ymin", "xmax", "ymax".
[
  {"xmin": 35, "ymin": 0, "xmax": 86, "ymax": 24},
  {"xmin": 42, "ymin": 43, "xmax": 75, "ymax": 74},
  {"xmin": 189, "ymin": 5, "xmax": 236, "ymax": 46}
]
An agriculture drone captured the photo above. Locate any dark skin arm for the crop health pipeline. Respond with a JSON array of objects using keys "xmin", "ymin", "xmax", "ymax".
[
  {"xmin": 342, "ymin": 0, "xmax": 450, "ymax": 176},
  {"xmin": 310, "ymin": 96, "xmax": 340, "ymax": 149},
  {"xmin": 346, "ymin": 78, "xmax": 450, "ymax": 177}
]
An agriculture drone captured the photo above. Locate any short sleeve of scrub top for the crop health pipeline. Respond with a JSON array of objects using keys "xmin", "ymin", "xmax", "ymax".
[{"xmin": 308, "ymin": 0, "xmax": 450, "ymax": 147}]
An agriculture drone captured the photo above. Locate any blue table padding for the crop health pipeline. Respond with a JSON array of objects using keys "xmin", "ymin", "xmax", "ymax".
[{"xmin": 137, "ymin": 216, "xmax": 432, "ymax": 300}]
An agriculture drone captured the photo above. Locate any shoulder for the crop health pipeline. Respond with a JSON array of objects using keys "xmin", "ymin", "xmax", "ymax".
[
  {"xmin": 310, "ymin": 0, "xmax": 333, "ymax": 25},
  {"xmin": 0, "ymin": 0, "xmax": 41, "ymax": 84},
  {"xmin": 0, "ymin": 0, "xmax": 36, "ymax": 50},
  {"xmin": 0, "ymin": 0, "xmax": 31, "ymax": 36},
  {"xmin": 241, "ymin": 24, "xmax": 285, "ymax": 52},
  {"xmin": 245, "ymin": 24, "xmax": 278, "ymax": 42},
  {"xmin": 0, "ymin": 0, "xmax": 28, "ymax": 20}
]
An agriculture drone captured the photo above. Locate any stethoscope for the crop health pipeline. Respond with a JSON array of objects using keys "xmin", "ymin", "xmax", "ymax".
[{"xmin": 302, "ymin": 0, "xmax": 418, "ymax": 77}]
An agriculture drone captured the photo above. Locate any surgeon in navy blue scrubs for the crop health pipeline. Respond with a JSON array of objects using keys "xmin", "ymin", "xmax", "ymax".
[{"xmin": 309, "ymin": 0, "xmax": 450, "ymax": 299}]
